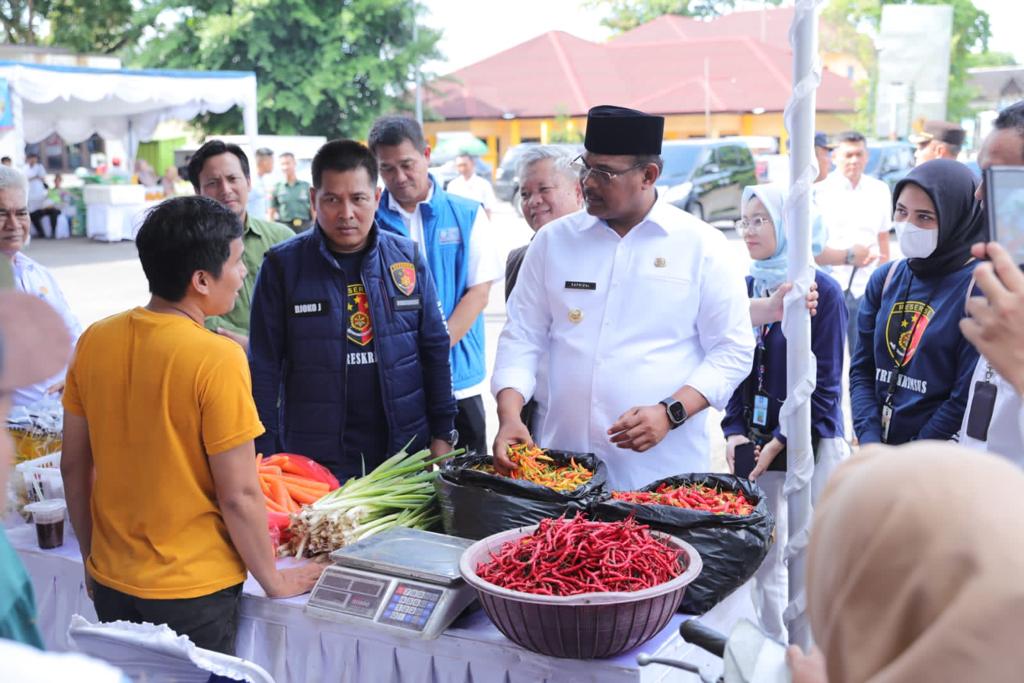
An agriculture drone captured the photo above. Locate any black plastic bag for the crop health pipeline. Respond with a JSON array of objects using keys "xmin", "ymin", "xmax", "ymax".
[
  {"xmin": 434, "ymin": 452, "xmax": 607, "ymax": 540},
  {"xmin": 591, "ymin": 473, "xmax": 774, "ymax": 615}
]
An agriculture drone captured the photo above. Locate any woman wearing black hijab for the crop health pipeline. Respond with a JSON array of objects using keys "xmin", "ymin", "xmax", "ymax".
[{"xmin": 850, "ymin": 159, "xmax": 983, "ymax": 445}]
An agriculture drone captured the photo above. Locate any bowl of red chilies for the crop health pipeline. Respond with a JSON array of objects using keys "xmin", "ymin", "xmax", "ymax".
[{"xmin": 459, "ymin": 515, "xmax": 702, "ymax": 659}]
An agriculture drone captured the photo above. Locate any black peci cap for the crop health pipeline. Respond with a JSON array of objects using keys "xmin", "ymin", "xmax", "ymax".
[{"xmin": 584, "ymin": 105, "xmax": 664, "ymax": 155}]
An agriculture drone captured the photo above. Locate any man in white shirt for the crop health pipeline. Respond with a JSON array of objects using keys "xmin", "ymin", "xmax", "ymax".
[
  {"xmin": 370, "ymin": 117, "xmax": 504, "ymax": 455},
  {"xmin": 815, "ymin": 131, "xmax": 892, "ymax": 353},
  {"xmin": 958, "ymin": 100, "xmax": 1024, "ymax": 466},
  {"xmin": 491, "ymin": 105, "xmax": 755, "ymax": 489},
  {"xmin": 446, "ymin": 154, "xmax": 497, "ymax": 219},
  {"xmin": 246, "ymin": 147, "xmax": 278, "ymax": 220}
]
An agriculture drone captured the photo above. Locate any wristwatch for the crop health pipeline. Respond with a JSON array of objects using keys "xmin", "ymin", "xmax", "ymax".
[
  {"xmin": 433, "ymin": 429, "xmax": 459, "ymax": 447},
  {"xmin": 659, "ymin": 398, "xmax": 688, "ymax": 430},
  {"xmin": 844, "ymin": 247, "xmax": 856, "ymax": 265}
]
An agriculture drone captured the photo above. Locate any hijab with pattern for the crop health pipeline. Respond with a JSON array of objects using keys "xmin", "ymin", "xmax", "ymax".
[
  {"xmin": 807, "ymin": 442, "xmax": 1024, "ymax": 683},
  {"xmin": 891, "ymin": 158, "xmax": 984, "ymax": 278}
]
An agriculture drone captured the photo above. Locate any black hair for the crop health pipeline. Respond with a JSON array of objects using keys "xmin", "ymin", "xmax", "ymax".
[
  {"xmin": 835, "ymin": 130, "xmax": 866, "ymax": 146},
  {"xmin": 1, "ymin": 156, "xmax": 11, "ymax": 163},
  {"xmin": 367, "ymin": 116, "xmax": 427, "ymax": 154},
  {"xmin": 311, "ymin": 139, "xmax": 378, "ymax": 188},
  {"xmin": 994, "ymin": 100, "xmax": 1024, "ymax": 160},
  {"xmin": 135, "ymin": 196, "xmax": 243, "ymax": 302},
  {"xmin": 186, "ymin": 140, "xmax": 251, "ymax": 192},
  {"xmin": 635, "ymin": 153, "xmax": 664, "ymax": 173}
]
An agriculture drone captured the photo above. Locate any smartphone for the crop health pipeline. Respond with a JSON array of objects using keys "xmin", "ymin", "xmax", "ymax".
[
  {"xmin": 984, "ymin": 166, "xmax": 1024, "ymax": 265},
  {"xmin": 733, "ymin": 442, "xmax": 756, "ymax": 479}
]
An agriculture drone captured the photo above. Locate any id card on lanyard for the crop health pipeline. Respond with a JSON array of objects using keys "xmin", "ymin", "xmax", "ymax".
[{"xmin": 752, "ymin": 324, "xmax": 772, "ymax": 428}]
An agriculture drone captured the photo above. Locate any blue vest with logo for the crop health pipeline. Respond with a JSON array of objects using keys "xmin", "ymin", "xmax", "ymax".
[
  {"xmin": 248, "ymin": 225, "xmax": 456, "ymax": 473},
  {"xmin": 376, "ymin": 180, "xmax": 486, "ymax": 392}
]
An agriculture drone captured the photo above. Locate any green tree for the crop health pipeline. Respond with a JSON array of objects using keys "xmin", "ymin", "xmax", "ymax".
[
  {"xmin": 588, "ymin": 0, "xmax": 783, "ymax": 31},
  {"xmin": 0, "ymin": 0, "xmax": 166, "ymax": 53},
  {"xmin": 132, "ymin": 0, "xmax": 440, "ymax": 138}
]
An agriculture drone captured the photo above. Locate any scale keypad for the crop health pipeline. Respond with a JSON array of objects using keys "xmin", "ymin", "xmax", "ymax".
[{"xmin": 379, "ymin": 583, "xmax": 442, "ymax": 631}]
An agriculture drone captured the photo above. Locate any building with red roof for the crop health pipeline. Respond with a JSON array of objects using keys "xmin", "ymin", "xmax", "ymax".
[{"xmin": 423, "ymin": 7, "xmax": 859, "ymax": 170}]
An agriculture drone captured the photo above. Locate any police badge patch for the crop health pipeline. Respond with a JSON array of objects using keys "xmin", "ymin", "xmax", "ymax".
[
  {"xmin": 389, "ymin": 262, "xmax": 416, "ymax": 296},
  {"xmin": 885, "ymin": 300, "xmax": 934, "ymax": 366}
]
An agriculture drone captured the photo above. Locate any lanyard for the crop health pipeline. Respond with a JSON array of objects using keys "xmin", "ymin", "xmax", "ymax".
[
  {"xmin": 754, "ymin": 323, "xmax": 773, "ymax": 394},
  {"xmin": 881, "ymin": 274, "xmax": 936, "ymax": 442}
]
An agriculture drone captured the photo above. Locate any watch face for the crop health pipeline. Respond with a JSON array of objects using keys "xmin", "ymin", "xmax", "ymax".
[{"xmin": 668, "ymin": 402, "xmax": 686, "ymax": 423}]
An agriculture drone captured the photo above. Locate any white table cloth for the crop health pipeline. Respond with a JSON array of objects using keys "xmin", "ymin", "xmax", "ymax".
[{"xmin": 12, "ymin": 523, "xmax": 754, "ymax": 682}]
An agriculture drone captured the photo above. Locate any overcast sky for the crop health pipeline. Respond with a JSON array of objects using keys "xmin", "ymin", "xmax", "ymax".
[{"xmin": 422, "ymin": 0, "xmax": 1024, "ymax": 74}]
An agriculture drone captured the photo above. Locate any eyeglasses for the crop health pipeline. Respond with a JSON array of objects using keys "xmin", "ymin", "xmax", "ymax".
[
  {"xmin": 735, "ymin": 216, "xmax": 772, "ymax": 234},
  {"xmin": 571, "ymin": 155, "xmax": 644, "ymax": 185}
]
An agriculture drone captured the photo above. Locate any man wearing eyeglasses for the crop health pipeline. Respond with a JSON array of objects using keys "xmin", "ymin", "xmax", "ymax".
[{"xmin": 491, "ymin": 105, "xmax": 755, "ymax": 489}]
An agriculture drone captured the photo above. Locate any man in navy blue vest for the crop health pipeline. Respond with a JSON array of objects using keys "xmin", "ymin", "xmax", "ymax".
[
  {"xmin": 370, "ymin": 117, "xmax": 503, "ymax": 455},
  {"xmin": 248, "ymin": 140, "xmax": 457, "ymax": 481}
]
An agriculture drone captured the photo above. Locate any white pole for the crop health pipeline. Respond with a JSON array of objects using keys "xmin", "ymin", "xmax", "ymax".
[
  {"xmin": 413, "ymin": 3, "xmax": 423, "ymax": 126},
  {"xmin": 781, "ymin": 0, "xmax": 824, "ymax": 650},
  {"xmin": 703, "ymin": 57, "xmax": 711, "ymax": 137}
]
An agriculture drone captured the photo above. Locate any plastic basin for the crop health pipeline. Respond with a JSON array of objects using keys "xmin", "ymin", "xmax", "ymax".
[{"xmin": 459, "ymin": 524, "xmax": 703, "ymax": 659}]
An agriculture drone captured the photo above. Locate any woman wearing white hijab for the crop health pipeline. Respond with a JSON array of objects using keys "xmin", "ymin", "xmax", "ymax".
[{"xmin": 722, "ymin": 184, "xmax": 848, "ymax": 641}]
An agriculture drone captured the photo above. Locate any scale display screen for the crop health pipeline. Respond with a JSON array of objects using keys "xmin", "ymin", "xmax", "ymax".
[{"xmin": 309, "ymin": 569, "xmax": 387, "ymax": 618}]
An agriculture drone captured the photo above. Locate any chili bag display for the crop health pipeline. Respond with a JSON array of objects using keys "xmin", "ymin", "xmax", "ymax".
[
  {"xmin": 434, "ymin": 452, "xmax": 608, "ymax": 540},
  {"xmin": 592, "ymin": 473, "xmax": 774, "ymax": 614}
]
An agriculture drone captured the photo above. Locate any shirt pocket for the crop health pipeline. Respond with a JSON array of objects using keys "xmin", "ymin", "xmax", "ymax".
[{"xmin": 630, "ymin": 268, "xmax": 699, "ymax": 339}]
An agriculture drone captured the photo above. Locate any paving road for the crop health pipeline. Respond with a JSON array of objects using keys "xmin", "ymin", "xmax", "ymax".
[{"xmin": 25, "ymin": 200, "xmax": 741, "ymax": 470}]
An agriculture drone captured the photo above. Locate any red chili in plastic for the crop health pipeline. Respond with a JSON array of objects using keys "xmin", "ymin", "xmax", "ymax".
[
  {"xmin": 611, "ymin": 483, "xmax": 754, "ymax": 515},
  {"xmin": 475, "ymin": 515, "xmax": 683, "ymax": 596}
]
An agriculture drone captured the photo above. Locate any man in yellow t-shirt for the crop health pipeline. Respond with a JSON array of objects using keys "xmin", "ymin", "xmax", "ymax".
[{"xmin": 61, "ymin": 196, "xmax": 322, "ymax": 655}]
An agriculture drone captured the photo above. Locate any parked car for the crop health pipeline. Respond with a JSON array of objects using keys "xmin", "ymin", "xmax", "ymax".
[
  {"xmin": 493, "ymin": 142, "xmax": 584, "ymax": 207},
  {"xmin": 865, "ymin": 140, "xmax": 915, "ymax": 191},
  {"xmin": 657, "ymin": 139, "xmax": 757, "ymax": 223}
]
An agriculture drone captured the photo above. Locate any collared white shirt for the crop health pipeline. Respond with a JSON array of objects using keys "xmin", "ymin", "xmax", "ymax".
[
  {"xmin": 26, "ymin": 162, "xmax": 48, "ymax": 212},
  {"xmin": 958, "ymin": 358, "xmax": 1024, "ymax": 468},
  {"xmin": 446, "ymin": 174, "xmax": 497, "ymax": 212},
  {"xmin": 388, "ymin": 184, "xmax": 503, "ymax": 399},
  {"xmin": 817, "ymin": 171, "xmax": 892, "ymax": 298},
  {"xmin": 11, "ymin": 251, "xmax": 82, "ymax": 406},
  {"xmin": 492, "ymin": 201, "xmax": 755, "ymax": 489}
]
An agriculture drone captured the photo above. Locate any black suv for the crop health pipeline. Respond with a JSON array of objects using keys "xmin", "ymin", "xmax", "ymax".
[
  {"xmin": 865, "ymin": 140, "xmax": 915, "ymax": 191},
  {"xmin": 656, "ymin": 140, "xmax": 757, "ymax": 223}
]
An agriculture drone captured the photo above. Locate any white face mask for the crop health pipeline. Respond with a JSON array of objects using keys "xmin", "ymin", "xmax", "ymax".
[{"xmin": 894, "ymin": 220, "xmax": 939, "ymax": 259}]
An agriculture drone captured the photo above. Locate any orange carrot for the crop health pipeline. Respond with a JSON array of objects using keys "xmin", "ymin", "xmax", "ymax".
[
  {"xmin": 286, "ymin": 493, "xmax": 300, "ymax": 513},
  {"xmin": 279, "ymin": 474, "xmax": 329, "ymax": 491},
  {"xmin": 264, "ymin": 495, "xmax": 287, "ymax": 513},
  {"xmin": 283, "ymin": 482, "xmax": 321, "ymax": 505},
  {"xmin": 269, "ymin": 477, "xmax": 291, "ymax": 510},
  {"xmin": 258, "ymin": 465, "xmax": 283, "ymax": 476},
  {"xmin": 263, "ymin": 454, "xmax": 288, "ymax": 467},
  {"xmin": 259, "ymin": 478, "xmax": 272, "ymax": 496}
]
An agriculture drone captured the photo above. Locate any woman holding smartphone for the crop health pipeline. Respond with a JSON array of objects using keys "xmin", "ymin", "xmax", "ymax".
[
  {"xmin": 721, "ymin": 184, "xmax": 848, "ymax": 642},
  {"xmin": 849, "ymin": 159, "xmax": 983, "ymax": 446}
]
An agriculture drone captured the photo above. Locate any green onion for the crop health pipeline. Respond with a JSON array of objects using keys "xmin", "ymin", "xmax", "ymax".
[{"xmin": 284, "ymin": 444, "xmax": 463, "ymax": 557}]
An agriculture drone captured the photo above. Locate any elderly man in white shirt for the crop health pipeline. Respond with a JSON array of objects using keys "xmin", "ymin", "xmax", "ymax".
[
  {"xmin": 492, "ymin": 105, "xmax": 755, "ymax": 490},
  {"xmin": 815, "ymin": 131, "xmax": 892, "ymax": 353},
  {"xmin": 0, "ymin": 166, "xmax": 81, "ymax": 406}
]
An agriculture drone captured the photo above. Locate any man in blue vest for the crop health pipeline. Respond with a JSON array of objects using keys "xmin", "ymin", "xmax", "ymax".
[
  {"xmin": 248, "ymin": 139, "xmax": 458, "ymax": 480},
  {"xmin": 370, "ymin": 117, "xmax": 503, "ymax": 455}
]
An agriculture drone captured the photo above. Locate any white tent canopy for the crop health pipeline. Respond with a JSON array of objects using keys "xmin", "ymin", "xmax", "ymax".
[{"xmin": 0, "ymin": 61, "xmax": 257, "ymax": 163}]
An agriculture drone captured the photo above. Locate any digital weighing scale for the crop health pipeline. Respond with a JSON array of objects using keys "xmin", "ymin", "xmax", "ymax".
[{"xmin": 304, "ymin": 527, "xmax": 479, "ymax": 639}]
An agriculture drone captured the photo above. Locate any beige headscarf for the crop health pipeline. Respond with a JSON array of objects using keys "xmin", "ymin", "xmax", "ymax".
[{"xmin": 807, "ymin": 442, "xmax": 1024, "ymax": 683}]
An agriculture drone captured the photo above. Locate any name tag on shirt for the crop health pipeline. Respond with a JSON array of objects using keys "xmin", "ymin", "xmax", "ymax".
[
  {"xmin": 394, "ymin": 296, "xmax": 422, "ymax": 311},
  {"xmin": 438, "ymin": 227, "xmax": 461, "ymax": 245},
  {"xmin": 564, "ymin": 281, "xmax": 597, "ymax": 291},
  {"xmin": 291, "ymin": 300, "xmax": 328, "ymax": 316}
]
